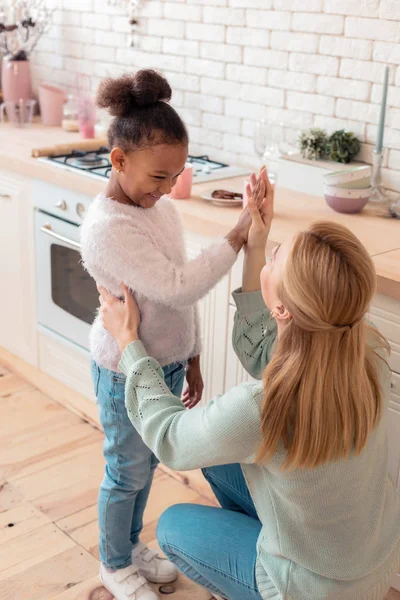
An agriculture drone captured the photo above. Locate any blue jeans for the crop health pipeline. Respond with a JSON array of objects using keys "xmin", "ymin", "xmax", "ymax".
[
  {"xmin": 157, "ymin": 464, "xmax": 268, "ymax": 600},
  {"xmin": 91, "ymin": 359, "xmax": 186, "ymax": 570}
]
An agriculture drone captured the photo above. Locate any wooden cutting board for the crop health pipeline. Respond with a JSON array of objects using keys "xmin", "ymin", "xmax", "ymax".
[{"xmin": 32, "ymin": 138, "xmax": 108, "ymax": 157}]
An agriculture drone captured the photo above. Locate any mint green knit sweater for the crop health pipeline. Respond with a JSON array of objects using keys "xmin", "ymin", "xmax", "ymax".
[{"xmin": 119, "ymin": 289, "xmax": 400, "ymax": 600}]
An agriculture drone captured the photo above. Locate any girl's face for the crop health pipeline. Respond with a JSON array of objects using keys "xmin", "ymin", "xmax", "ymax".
[
  {"xmin": 261, "ymin": 237, "xmax": 292, "ymax": 313},
  {"xmin": 114, "ymin": 142, "xmax": 188, "ymax": 209}
]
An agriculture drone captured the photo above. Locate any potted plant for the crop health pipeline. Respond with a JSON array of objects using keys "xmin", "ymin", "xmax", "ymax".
[
  {"xmin": 298, "ymin": 128, "xmax": 329, "ymax": 161},
  {"xmin": 0, "ymin": 1, "xmax": 53, "ymax": 102},
  {"xmin": 325, "ymin": 130, "xmax": 361, "ymax": 164}
]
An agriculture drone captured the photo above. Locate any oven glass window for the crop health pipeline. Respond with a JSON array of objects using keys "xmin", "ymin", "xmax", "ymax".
[{"xmin": 50, "ymin": 244, "xmax": 98, "ymax": 325}]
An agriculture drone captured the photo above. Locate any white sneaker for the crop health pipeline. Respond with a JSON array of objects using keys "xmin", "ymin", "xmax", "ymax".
[
  {"xmin": 132, "ymin": 541, "xmax": 178, "ymax": 584},
  {"xmin": 100, "ymin": 563, "xmax": 159, "ymax": 600}
]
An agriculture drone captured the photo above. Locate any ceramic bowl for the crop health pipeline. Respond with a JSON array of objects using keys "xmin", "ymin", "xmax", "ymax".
[
  {"xmin": 323, "ymin": 185, "xmax": 371, "ymax": 214},
  {"xmin": 324, "ymin": 166, "xmax": 371, "ymax": 189}
]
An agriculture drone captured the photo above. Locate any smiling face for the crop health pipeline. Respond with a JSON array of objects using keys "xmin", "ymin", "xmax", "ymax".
[{"xmin": 110, "ymin": 142, "xmax": 188, "ymax": 209}]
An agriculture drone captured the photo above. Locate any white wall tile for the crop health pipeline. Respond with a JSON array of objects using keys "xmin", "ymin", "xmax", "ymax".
[
  {"xmin": 379, "ymin": 0, "xmax": 400, "ymax": 20},
  {"xmin": 317, "ymin": 76, "xmax": 371, "ymax": 101},
  {"xmin": 319, "ymin": 36, "xmax": 373, "ymax": 60},
  {"xmin": 340, "ymin": 59, "xmax": 394, "ymax": 84},
  {"xmin": 268, "ymin": 69, "xmax": 316, "ymax": 92},
  {"xmin": 246, "ymin": 10, "xmax": 291, "ymax": 31},
  {"xmin": 324, "ymin": 0, "xmax": 380, "ymax": 17},
  {"xmin": 200, "ymin": 42, "xmax": 242, "ymax": 63},
  {"xmin": 289, "ymin": 53, "xmax": 339, "ymax": 76},
  {"xmin": 30, "ymin": 0, "xmax": 400, "ymax": 175},
  {"xmin": 226, "ymin": 27, "xmax": 269, "ymax": 47},
  {"xmin": 287, "ymin": 92, "xmax": 335, "ymax": 116},
  {"xmin": 244, "ymin": 47, "xmax": 288, "ymax": 69},
  {"xmin": 292, "ymin": 12, "xmax": 344, "ymax": 34},
  {"xmin": 271, "ymin": 31, "xmax": 319, "ymax": 53},
  {"xmin": 345, "ymin": 17, "xmax": 400, "ymax": 42},
  {"xmin": 203, "ymin": 7, "xmax": 245, "ymax": 26}
]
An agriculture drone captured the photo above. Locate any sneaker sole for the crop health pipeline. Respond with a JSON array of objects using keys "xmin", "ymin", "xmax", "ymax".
[{"xmin": 143, "ymin": 572, "xmax": 178, "ymax": 584}]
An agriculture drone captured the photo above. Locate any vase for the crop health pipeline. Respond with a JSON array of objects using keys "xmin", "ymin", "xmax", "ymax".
[{"xmin": 1, "ymin": 57, "xmax": 32, "ymax": 103}]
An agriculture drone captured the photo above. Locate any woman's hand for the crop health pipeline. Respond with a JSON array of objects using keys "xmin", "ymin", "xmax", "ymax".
[
  {"xmin": 98, "ymin": 283, "xmax": 141, "ymax": 353},
  {"xmin": 182, "ymin": 355, "xmax": 204, "ymax": 409},
  {"xmin": 246, "ymin": 167, "xmax": 274, "ymax": 252}
]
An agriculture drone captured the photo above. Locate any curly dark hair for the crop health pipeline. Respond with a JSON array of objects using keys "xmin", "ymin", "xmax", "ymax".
[{"xmin": 96, "ymin": 69, "xmax": 188, "ymax": 151}]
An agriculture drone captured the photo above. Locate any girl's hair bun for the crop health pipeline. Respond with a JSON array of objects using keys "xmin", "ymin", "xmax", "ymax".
[{"xmin": 96, "ymin": 69, "xmax": 172, "ymax": 118}]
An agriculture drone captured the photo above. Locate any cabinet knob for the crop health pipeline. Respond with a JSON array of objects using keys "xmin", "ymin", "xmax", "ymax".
[{"xmin": 55, "ymin": 199, "xmax": 67, "ymax": 211}]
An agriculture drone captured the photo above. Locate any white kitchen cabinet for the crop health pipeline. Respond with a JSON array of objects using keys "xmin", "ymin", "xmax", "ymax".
[
  {"xmin": 0, "ymin": 171, "xmax": 37, "ymax": 365},
  {"xmin": 225, "ymin": 304, "xmax": 259, "ymax": 390},
  {"xmin": 185, "ymin": 231, "xmax": 231, "ymax": 404},
  {"xmin": 369, "ymin": 294, "xmax": 400, "ymax": 592}
]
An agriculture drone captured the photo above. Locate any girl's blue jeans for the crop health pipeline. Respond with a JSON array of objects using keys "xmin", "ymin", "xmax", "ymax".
[{"xmin": 91, "ymin": 359, "xmax": 186, "ymax": 569}]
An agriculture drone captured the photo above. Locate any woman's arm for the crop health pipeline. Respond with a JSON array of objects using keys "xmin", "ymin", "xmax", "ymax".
[
  {"xmin": 119, "ymin": 341, "xmax": 261, "ymax": 470},
  {"xmin": 232, "ymin": 289, "xmax": 277, "ymax": 380}
]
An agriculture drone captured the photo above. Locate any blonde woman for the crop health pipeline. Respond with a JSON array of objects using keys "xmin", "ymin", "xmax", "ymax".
[{"xmin": 98, "ymin": 172, "xmax": 400, "ymax": 600}]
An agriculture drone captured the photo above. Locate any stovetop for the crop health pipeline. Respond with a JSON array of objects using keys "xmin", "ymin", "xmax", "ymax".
[{"xmin": 39, "ymin": 148, "xmax": 250, "ymax": 184}]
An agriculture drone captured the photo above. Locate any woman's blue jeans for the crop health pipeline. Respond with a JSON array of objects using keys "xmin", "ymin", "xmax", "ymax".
[{"xmin": 157, "ymin": 463, "xmax": 269, "ymax": 600}]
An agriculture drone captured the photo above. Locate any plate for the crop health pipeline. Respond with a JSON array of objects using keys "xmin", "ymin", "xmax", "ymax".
[{"xmin": 200, "ymin": 193, "xmax": 243, "ymax": 208}]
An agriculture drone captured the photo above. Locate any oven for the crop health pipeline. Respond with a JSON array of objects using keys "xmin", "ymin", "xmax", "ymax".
[{"xmin": 34, "ymin": 192, "xmax": 98, "ymax": 351}]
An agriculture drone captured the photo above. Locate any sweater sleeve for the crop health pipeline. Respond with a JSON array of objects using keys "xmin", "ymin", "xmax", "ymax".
[
  {"xmin": 84, "ymin": 220, "xmax": 237, "ymax": 308},
  {"xmin": 232, "ymin": 288, "xmax": 277, "ymax": 380},
  {"xmin": 119, "ymin": 341, "xmax": 262, "ymax": 470}
]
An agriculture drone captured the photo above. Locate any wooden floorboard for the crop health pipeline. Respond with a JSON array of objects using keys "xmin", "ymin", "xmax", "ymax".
[
  {"xmin": 0, "ymin": 367, "xmax": 215, "ymax": 600},
  {"xmin": 0, "ymin": 362, "xmax": 399, "ymax": 600}
]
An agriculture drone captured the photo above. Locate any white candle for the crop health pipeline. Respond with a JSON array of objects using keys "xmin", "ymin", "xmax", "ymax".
[{"xmin": 375, "ymin": 66, "xmax": 389, "ymax": 153}]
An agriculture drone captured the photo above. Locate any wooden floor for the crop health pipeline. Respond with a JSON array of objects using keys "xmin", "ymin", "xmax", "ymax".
[
  {"xmin": 0, "ymin": 363, "xmax": 217, "ymax": 600},
  {"xmin": 0, "ymin": 362, "xmax": 399, "ymax": 600}
]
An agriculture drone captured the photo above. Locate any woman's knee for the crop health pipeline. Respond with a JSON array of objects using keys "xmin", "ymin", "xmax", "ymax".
[{"xmin": 157, "ymin": 503, "xmax": 191, "ymax": 553}]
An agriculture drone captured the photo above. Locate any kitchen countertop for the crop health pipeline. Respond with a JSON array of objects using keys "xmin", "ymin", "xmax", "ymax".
[{"xmin": 1, "ymin": 122, "xmax": 400, "ymax": 300}]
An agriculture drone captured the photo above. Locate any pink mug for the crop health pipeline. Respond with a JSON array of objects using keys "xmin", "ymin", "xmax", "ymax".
[{"xmin": 171, "ymin": 164, "xmax": 193, "ymax": 199}]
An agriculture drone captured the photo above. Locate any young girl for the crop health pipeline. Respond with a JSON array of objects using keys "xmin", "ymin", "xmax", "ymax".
[
  {"xmin": 80, "ymin": 70, "xmax": 252, "ymax": 600},
  {"xmin": 98, "ymin": 174, "xmax": 400, "ymax": 600}
]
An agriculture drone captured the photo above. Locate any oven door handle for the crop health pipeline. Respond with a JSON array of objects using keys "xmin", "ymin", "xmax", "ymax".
[{"xmin": 41, "ymin": 224, "xmax": 81, "ymax": 250}]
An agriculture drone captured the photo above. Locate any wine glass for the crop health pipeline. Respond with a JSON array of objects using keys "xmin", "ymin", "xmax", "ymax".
[{"xmin": 254, "ymin": 119, "xmax": 268, "ymax": 161}]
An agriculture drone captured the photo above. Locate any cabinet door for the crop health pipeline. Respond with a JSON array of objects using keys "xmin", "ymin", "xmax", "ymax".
[
  {"xmin": 0, "ymin": 172, "xmax": 37, "ymax": 365},
  {"xmin": 185, "ymin": 231, "xmax": 231, "ymax": 404},
  {"xmin": 225, "ymin": 305, "xmax": 259, "ymax": 390},
  {"xmin": 388, "ymin": 372, "xmax": 400, "ymax": 489}
]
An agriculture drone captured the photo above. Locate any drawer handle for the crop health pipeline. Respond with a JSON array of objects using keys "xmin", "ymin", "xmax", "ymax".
[
  {"xmin": 41, "ymin": 224, "xmax": 81, "ymax": 250},
  {"xmin": 0, "ymin": 193, "xmax": 11, "ymax": 199}
]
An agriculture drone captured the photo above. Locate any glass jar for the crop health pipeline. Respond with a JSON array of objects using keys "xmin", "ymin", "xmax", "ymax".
[{"xmin": 62, "ymin": 94, "xmax": 79, "ymax": 132}]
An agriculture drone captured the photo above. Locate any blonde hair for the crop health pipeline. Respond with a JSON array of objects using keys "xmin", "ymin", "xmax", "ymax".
[{"xmin": 257, "ymin": 221, "xmax": 390, "ymax": 470}]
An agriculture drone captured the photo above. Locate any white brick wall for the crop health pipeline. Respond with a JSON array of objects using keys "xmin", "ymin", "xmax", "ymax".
[{"xmin": 30, "ymin": 0, "xmax": 400, "ymax": 189}]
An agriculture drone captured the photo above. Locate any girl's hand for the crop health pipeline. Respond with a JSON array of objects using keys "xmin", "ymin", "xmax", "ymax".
[
  {"xmin": 182, "ymin": 356, "xmax": 204, "ymax": 409},
  {"xmin": 98, "ymin": 283, "xmax": 141, "ymax": 353},
  {"xmin": 226, "ymin": 170, "xmax": 266, "ymax": 251},
  {"xmin": 246, "ymin": 167, "xmax": 274, "ymax": 252}
]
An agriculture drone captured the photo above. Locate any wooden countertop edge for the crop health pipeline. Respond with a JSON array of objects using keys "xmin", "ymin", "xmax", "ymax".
[{"xmin": 1, "ymin": 145, "xmax": 399, "ymax": 302}]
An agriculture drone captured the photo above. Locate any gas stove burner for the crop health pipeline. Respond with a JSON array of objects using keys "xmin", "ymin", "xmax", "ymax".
[
  {"xmin": 40, "ymin": 149, "xmax": 250, "ymax": 182},
  {"xmin": 75, "ymin": 153, "xmax": 108, "ymax": 168},
  {"xmin": 64, "ymin": 148, "xmax": 111, "ymax": 171}
]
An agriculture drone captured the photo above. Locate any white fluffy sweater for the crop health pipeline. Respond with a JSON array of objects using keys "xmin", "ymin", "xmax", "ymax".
[{"xmin": 80, "ymin": 194, "xmax": 237, "ymax": 371}]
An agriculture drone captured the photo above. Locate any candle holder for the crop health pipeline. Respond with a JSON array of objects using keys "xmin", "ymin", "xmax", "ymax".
[{"xmin": 369, "ymin": 149, "xmax": 400, "ymax": 218}]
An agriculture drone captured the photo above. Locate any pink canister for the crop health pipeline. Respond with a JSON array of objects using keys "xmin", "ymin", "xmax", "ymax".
[
  {"xmin": 1, "ymin": 58, "xmax": 32, "ymax": 103},
  {"xmin": 170, "ymin": 164, "xmax": 193, "ymax": 199}
]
